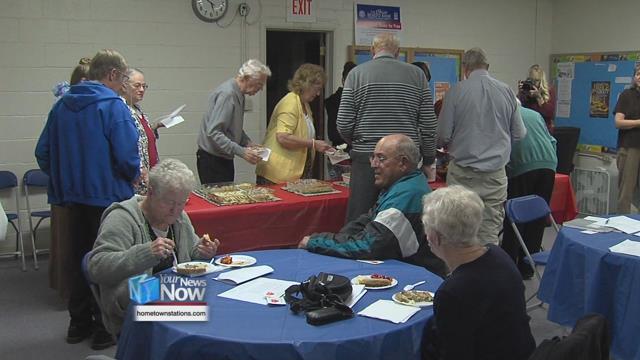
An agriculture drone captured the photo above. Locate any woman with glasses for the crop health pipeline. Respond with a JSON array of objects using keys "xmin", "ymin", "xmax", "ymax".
[
  {"xmin": 89, "ymin": 158, "xmax": 219, "ymax": 337},
  {"xmin": 256, "ymin": 63, "xmax": 335, "ymax": 184},
  {"xmin": 120, "ymin": 68, "xmax": 162, "ymax": 194}
]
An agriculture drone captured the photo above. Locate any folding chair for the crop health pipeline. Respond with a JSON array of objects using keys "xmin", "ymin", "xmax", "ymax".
[
  {"xmin": 0, "ymin": 171, "xmax": 27, "ymax": 271},
  {"xmin": 23, "ymin": 169, "xmax": 51, "ymax": 270},
  {"xmin": 528, "ymin": 313, "xmax": 610, "ymax": 360},
  {"xmin": 505, "ymin": 195, "xmax": 560, "ymax": 311}
]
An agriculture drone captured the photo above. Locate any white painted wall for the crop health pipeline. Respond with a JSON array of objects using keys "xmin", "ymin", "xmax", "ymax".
[
  {"xmin": 551, "ymin": 0, "xmax": 640, "ymax": 54},
  {"xmin": 0, "ymin": 0, "xmax": 556, "ymax": 254}
]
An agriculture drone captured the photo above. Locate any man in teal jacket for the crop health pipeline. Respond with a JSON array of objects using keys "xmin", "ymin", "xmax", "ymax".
[{"xmin": 298, "ymin": 134, "xmax": 446, "ymax": 277}]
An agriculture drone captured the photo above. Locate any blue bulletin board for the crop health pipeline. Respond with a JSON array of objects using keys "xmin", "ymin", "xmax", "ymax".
[
  {"xmin": 413, "ymin": 50, "xmax": 461, "ymax": 102},
  {"xmin": 552, "ymin": 52, "xmax": 640, "ymax": 150},
  {"xmin": 348, "ymin": 46, "xmax": 463, "ymax": 101}
]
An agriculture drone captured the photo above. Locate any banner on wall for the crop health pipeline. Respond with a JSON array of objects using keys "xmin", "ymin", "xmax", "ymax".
[
  {"xmin": 354, "ymin": 3, "xmax": 402, "ymax": 46},
  {"xmin": 589, "ymin": 81, "xmax": 611, "ymax": 118}
]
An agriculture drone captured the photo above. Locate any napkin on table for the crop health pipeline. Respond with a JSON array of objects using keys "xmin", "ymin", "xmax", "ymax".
[{"xmin": 358, "ymin": 299, "xmax": 421, "ymax": 324}]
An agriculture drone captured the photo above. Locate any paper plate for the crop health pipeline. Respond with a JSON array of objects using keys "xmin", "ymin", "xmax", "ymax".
[
  {"xmin": 351, "ymin": 275, "xmax": 398, "ymax": 290},
  {"xmin": 392, "ymin": 290, "xmax": 435, "ymax": 307},
  {"xmin": 214, "ymin": 254, "xmax": 257, "ymax": 267},
  {"xmin": 173, "ymin": 261, "xmax": 218, "ymax": 277}
]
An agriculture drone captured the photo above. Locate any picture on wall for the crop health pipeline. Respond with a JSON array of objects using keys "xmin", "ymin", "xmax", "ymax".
[
  {"xmin": 435, "ymin": 82, "xmax": 450, "ymax": 102},
  {"xmin": 589, "ymin": 81, "xmax": 611, "ymax": 118}
]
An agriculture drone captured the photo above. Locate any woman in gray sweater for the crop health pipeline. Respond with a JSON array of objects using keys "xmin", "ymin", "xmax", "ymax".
[{"xmin": 88, "ymin": 159, "xmax": 219, "ymax": 336}]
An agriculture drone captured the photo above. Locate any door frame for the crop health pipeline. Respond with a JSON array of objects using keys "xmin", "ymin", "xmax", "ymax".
[{"xmin": 261, "ymin": 24, "xmax": 336, "ymax": 179}]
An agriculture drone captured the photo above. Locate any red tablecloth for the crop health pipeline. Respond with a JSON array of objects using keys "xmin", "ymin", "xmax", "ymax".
[
  {"xmin": 429, "ymin": 173, "xmax": 577, "ymax": 224},
  {"xmin": 184, "ymin": 184, "xmax": 349, "ymax": 254}
]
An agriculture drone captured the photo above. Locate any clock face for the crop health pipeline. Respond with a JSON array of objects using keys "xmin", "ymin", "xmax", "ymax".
[{"xmin": 192, "ymin": 0, "xmax": 228, "ymax": 22}]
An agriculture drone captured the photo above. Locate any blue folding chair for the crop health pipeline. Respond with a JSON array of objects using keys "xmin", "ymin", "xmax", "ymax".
[
  {"xmin": 505, "ymin": 195, "xmax": 560, "ymax": 311},
  {"xmin": 23, "ymin": 169, "xmax": 51, "ymax": 270},
  {"xmin": 0, "ymin": 171, "xmax": 26, "ymax": 271}
]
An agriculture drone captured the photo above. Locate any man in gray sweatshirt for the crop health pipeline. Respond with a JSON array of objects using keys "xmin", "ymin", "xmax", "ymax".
[{"xmin": 197, "ymin": 59, "xmax": 271, "ymax": 184}]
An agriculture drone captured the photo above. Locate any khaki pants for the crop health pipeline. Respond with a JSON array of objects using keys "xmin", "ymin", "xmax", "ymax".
[
  {"xmin": 447, "ymin": 161, "xmax": 507, "ymax": 245},
  {"xmin": 616, "ymin": 147, "xmax": 640, "ymax": 214}
]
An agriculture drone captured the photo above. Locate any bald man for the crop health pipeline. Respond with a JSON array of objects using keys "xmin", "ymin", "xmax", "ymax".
[{"xmin": 299, "ymin": 134, "xmax": 446, "ymax": 277}]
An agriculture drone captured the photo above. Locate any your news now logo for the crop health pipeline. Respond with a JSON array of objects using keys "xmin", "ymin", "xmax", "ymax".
[{"xmin": 129, "ymin": 274, "xmax": 208, "ymax": 322}]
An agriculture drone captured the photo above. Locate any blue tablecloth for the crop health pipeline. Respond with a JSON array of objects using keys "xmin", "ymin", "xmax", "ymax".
[
  {"xmin": 539, "ymin": 226, "xmax": 640, "ymax": 360},
  {"xmin": 116, "ymin": 249, "xmax": 444, "ymax": 360}
]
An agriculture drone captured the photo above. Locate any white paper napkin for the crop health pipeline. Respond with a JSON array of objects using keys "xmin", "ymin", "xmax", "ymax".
[
  {"xmin": 609, "ymin": 239, "xmax": 640, "ymax": 257},
  {"xmin": 358, "ymin": 299, "xmax": 421, "ymax": 324},
  {"xmin": 344, "ymin": 284, "xmax": 366, "ymax": 308},
  {"xmin": 326, "ymin": 150, "xmax": 350, "ymax": 165},
  {"xmin": 214, "ymin": 265, "xmax": 274, "ymax": 285}
]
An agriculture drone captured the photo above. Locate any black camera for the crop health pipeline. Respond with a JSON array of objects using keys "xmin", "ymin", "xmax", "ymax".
[{"xmin": 521, "ymin": 79, "xmax": 537, "ymax": 92}]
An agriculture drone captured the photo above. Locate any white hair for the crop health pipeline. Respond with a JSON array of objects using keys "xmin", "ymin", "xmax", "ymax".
[
  {"xmin": 394, "ymin": 135, "xmax": 421, "ymax": 168},
  {"xmin": 422, "ymin": 185, "xmax": 484, "ymax": 247},
  {"xmin": 148, "ymin": 158, "xmax": 196, "ymax": 196},
  {"xmin": 462, "ymin": 47, "xmax": 489, "ymax": 71},
  {"xmin": 238, "ymin": 59, "xmax": 272, "ymax": 80}
]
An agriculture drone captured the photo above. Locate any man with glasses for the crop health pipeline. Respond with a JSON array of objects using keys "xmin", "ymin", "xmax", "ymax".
[
  {"xmin": 197, "ymin": 59, "xmax": 271, "ymax": 184},
  {"xmin": 298, "ymin": 134, "xmax": 446, "ymax": 277},
  {"xmin": 36, "ymin": 49, "xmax": 140, "ymax": 350}
]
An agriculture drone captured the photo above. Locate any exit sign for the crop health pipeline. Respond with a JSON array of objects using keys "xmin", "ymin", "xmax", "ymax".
[{"xmin": 287, "ymin": 0, "xmax": 316, "ymax": 23}]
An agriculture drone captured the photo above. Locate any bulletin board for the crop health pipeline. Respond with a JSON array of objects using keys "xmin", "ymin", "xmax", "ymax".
[
  {"xmin": 551, "ymin": 51, "xmax": 640, "ymax": 150},
  {"xmin": 347, "ymin": 46, "xmax": 463, "ymax": 101}
]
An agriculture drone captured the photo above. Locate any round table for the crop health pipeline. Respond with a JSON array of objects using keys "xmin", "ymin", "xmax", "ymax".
[
  {"xmin": 116, "ymin": 249, "xmax": 443, "ymax": 360},
  {"xmin": 539, "ymin": 225, "xmax": 640, "ymax": 360}
]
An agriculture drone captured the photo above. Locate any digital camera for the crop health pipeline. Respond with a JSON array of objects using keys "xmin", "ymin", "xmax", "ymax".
[{"xmin": 521, "ymin": 78, "xmax": 537, "ymax": 92}]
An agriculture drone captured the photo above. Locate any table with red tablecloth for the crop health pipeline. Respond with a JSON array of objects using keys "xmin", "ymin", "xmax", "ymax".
[
  {"xmin": 429, "ymin": 173, "xmax": 577, "ymax": 224},
  {"xmin": 184, "ymin": 184, "xmax": 349, "ymax": 254}
]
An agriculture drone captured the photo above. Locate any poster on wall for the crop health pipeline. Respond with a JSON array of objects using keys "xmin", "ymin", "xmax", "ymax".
[
  {"xmin": 589, "ymin": 81, "xmax": 611, "ymax": 118},
  {"xmin": 435, "ymin": 82, "xmax": 450, "ymax": 102},
  {"xmin": 354, "ymin": 3, "xmax": 402, "ymax": 46}
]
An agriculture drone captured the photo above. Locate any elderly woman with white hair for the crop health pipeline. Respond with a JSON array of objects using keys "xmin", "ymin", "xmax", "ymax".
[
  {"xmin": 197, "ymin": 59, "xmax": 272, "ymax": 184},
  {"xmin": 88, "ymin": 158, "xmax": 220, "ymax": 336},
  {"xmin": 420, "ymin": 185, "xmax": 535, "ymax": 360}
]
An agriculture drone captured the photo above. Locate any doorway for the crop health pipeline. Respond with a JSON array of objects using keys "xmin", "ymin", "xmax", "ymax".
[{"xmin": 266, "ymin": 30, "xmax": 328, "ymax": 180}]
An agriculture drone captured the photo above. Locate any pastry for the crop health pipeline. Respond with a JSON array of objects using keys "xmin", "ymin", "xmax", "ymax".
[{"xmin": 358, "ymin": 276, "xmax": 393, "ymax": 287}]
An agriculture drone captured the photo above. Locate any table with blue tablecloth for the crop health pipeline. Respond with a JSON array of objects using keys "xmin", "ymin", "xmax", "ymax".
[
  {"xmin": 539, "ymin": 224, "xmax": 640, "ymax": 360},
  {"xmin": 115, "ymin": 249, "xmax": 444, "ymax": 360}
]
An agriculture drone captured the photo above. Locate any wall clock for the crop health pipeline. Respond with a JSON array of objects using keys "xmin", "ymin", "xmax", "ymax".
[{"xmin": 192, "ymin": 0, "xmax": 228, "ymax": 22}]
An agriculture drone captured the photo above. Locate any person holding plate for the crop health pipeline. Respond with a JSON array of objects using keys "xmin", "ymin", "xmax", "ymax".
[
  {"xmin": 88, "ymin": 159, "xmax": 219, "ymax": 337},
  {"xmin": 420, "ymin": 185, "xmax": 535, "ymax": 360},
  {"xmin": 256, "ymin": 63, "xmax": 334, "ymax": 184}
]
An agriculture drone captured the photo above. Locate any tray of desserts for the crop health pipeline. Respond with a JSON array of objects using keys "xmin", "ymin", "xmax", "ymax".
[
  {"xmin": 281, "ymin": 179, "xmax": 341, "ymax": 196},
  {"xmin": 193, "ymin": 183, "xmax": 281, "ymax": 206}
]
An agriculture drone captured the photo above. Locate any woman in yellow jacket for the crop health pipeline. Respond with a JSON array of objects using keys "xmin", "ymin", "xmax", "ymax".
[{"xmin": 256, "ymin": 64, "xmax": 334, "ymax": 184}]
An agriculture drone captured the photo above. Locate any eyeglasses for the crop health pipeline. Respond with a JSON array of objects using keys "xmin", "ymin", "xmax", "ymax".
[
  {"xmin": 369, "ymin": 154, "xmax": 401, "ymax": 165},
  {"xmin": 130, "ymin": 82, "xmax": 149, "ymax": 90}
]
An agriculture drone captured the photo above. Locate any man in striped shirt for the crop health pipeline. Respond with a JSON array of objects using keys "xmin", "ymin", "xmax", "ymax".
[{"xmin": 337, "ymin": 33, "xmax": 437, "ymax": 222}]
